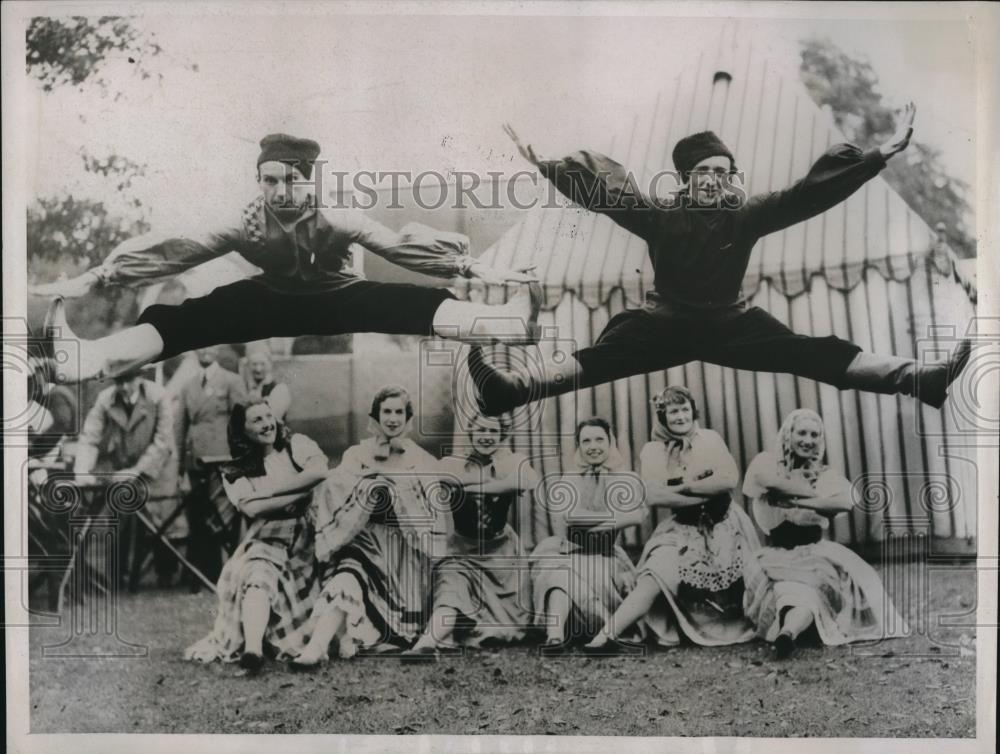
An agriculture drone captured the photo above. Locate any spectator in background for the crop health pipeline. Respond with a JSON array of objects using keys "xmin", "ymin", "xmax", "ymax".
[
  {"xmin": 242, "ymin": 343, "xmax": 291, "ymax": 421},
  {"xmin": 177, "ymin": 346, "xmax": 247, "ymax": 589},
  {"xmin": 73, "ymin": 366, "xmax": 182, "ymax": 587}
]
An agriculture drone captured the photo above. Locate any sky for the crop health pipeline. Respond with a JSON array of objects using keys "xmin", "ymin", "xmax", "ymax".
[{"xmin": 23, "ymin": 10, "xmax": 978, "ymax": 230}]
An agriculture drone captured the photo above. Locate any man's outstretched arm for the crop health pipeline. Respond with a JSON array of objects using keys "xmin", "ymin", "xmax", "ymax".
[
  {"xmin": 744, "ymin": 102, "xmax": 916, "ymax": 239},
  {"xmin": 331, "ymin": 208, "xmax": 537, "ymax": 285},
  {"xmin": 505, "ymin": 123, "xmax": 657, "ymax": 241},
  {"xmin": 30, "ymin": 224, "xmax": 242, "ymax": 298}
]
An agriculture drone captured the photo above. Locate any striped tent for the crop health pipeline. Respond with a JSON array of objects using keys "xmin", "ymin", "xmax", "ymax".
[{"xmin": 458, "ymin": 36, "xmax": 978, "ymax": 555}]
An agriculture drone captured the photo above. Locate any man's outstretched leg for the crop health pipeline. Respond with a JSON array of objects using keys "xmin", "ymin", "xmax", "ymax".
[
  {"xmin": 42, "ymin": 279, "xmax": 544, "ymax": 384},
  {"xmin": 839, "ymin": 343, "xmax": 973, "ymax": 410},
  {"xmin": 702, "ymin": 308, "xmax": 974, "ymax": 411},
  {"xmin": 468, "ymin": 305, "xmax": 975, "ymax": 415},
  {"xmin": 44, "ymin": 297, "xmax": 164, "ymax": 383}
]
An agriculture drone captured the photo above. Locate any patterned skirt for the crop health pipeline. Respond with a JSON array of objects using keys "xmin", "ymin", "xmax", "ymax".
[
  {"xmin": 314, "ymin": 522, "xmax": 433, "ymax": 655},
  {"xmin": 743, "ymin": 540, "xmax": 909, "ymax": 645},
  {"xmin": 529, "ymin": 535, "xmax": 638, "ymax": 640},
  {"xmin": 638, "ymin": 504, "xmax": 761, "ymax": 646},
  {"xmin": 429, "ymin": 525, "xmax": 532, "ymax": 646},
  {"xmin": 183, "ymin": 514, "xmax": 319, "ymax": 663}
]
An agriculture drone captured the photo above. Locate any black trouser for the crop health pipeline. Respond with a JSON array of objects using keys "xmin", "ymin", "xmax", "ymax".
[
  {"xmin": 573, "ymin": 305, "xmax": 861, "ymax": 388},
  {"xmin": 137, "ymin": 278, "xmax": 456, "ymax": 360}
]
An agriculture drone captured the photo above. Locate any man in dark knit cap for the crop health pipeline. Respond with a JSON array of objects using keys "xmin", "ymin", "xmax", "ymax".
[
  {"xmin": 469, "ymin": 107, "xmax": 970, "ymax": 415},
  {"xmin": 32, "ymin": 133, "xmax": 540, "ymax": 383}
]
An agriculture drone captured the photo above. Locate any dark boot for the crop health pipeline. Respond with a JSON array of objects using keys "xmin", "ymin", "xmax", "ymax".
[
  {"xmin": 466, "ymin": 346, "xmax": 531, "ymax": 416},
  {"xmin": 841, "ymin": 340, "xmax": 972, "ymax": 409}
]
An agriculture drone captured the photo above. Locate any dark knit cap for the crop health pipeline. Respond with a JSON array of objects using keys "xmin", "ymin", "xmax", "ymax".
[
  {"xmin": 672, "ymin": 131, "xmax": 735, "ymax": 175},
  {"xmin": 257, "ymin": 133, "xmax": 321, "ymax": 179}
]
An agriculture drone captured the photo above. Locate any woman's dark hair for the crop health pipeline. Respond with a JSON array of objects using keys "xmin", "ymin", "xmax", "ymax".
[
  {"xmin": 368, "ymin": 385, "xmax": 414, "ymax": 422},
  {"xmin": 222, "ymin": 400, "xmax": 292, "ymax": 481},
  {"xmin": 652, "ymin": 385, "xmax": 700, "ymax": 427},
  {"xmin": 575, "ymin": 417, "xmax": 611, "ymax": 446}
]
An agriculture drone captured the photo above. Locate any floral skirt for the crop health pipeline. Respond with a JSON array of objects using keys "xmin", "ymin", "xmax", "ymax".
[
  {"xmin": 429, "ymin": 526, "xmax": 532, "ymax": 646},
  {"xmin": 529, "ymin": 536, "xmax": 638, "ymax": 640},
  {"xmin": 638, "ymin": 504, "xmax": 761, "ymax": 646},
  {"xmin": 314, "ymin": 522, "xmax": 433, "ymax": 655},
  {"xmin": 183, "ymin": 515, "xmax": 319, "ymax": 663},
  {"xmin": 743, "ymin": 540, "xmax": 909, "ymax": 645}
]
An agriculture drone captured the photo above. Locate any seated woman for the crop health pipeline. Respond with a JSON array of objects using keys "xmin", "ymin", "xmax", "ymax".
[
  {"xmin": 530, "ymin": 418, "xmax": 646, "ymax": 650},
  {"xmin": 184, "ymin": 400, "xmax": 329, "ymax": 673},
  {"xmin": 586, "ymin": 386, "xmax": 761, "ymax": 651},
  {"xmin": 293, "ymin": 385, "xmax": 444, "ymax": 665},
  {"xmin": 403, "ymin": 413, "xmax": 539, "ymax": 659},
  {"xmin": 742, "ymin": 408, "xmax": 908, "ymax": 658}
]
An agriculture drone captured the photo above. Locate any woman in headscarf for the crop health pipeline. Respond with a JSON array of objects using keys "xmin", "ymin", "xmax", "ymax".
[
  {"xmin": 529, "ymin": 418, "xmax": 646, "ymax": 650},
  {"xmin": 402, "ymin": 413, "xmax": 539, "ymax": 659},
  {"xmin": 241, "ymin": 342, "xmax": 292, "ymax": 421},
  {"xmin": 292, "ymin": 385, "xmax": 445, "ymax": 666},
  {"xmin": 742, "ymin": 409, "xmax": 908, "ymax": 658},
  {"xmin": 183, "ymin": 400, "xmax": 329, "ymax": 673},
  {"xmin": 586, "ymin": 386, "xmax": 761, "ymax": 650}
]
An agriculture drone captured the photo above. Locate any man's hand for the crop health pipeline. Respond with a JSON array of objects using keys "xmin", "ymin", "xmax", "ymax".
[
  {"xmin": 503, "ymin": 123, "xmax": 542, "ymax": 166},
  {"xmin": 467, "ymin": 259, "xmax": 538, "ymax": 285},
  {"xmin": 878, "ymin": 102, "xmax": 916, "ymax": 159},
  {"xmin": 29, "ymin": 270, "xmax": 100, "ymax": 299}
]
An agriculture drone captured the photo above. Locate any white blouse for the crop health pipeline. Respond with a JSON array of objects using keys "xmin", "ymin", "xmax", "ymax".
[
  {"xmin": 222, "ymin": 434, "xmax": 327, "ymax": 514},
  {"xmin": 743, "ymin": 452, "xmax": 850, "ymax": 534}
]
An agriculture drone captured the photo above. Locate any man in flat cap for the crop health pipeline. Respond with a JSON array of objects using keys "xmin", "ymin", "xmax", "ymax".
[
  {"xmin": 468, "ymin": 107, "xmax": 971, "ymax": 415},
  {"xmin": 32, "ymin": 133, "xmax": 539, "ymax": 383}
]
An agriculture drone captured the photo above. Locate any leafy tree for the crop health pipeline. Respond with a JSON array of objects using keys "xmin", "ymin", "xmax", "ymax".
[
  {"xmin": 26, "ymin": 16, "xmax": 195, "ymax": 96},
  {"xmin": 26, "ymin": 16, "xmax": 194, "ymax": 333},
  {"xmin": 800, "ymin": 37, "xmax": 974, "ymax": 258}
]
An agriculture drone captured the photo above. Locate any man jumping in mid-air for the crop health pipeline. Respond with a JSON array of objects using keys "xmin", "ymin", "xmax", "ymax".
[
  {"xmin": 31, "ymin": 133, "xmax": 541, "ymax": 383},
  {"xmin": 469, "ymin": 104, "xmax": 971, "ymax": 415}
]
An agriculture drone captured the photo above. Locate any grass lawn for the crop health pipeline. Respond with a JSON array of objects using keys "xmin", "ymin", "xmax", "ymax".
[{"xmin": 27, "ymin": 562, "xmax": 976, "ymax": 737}]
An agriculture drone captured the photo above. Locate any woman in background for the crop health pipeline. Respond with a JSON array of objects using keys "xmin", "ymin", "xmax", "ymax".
[
  {"xmin": 184, "ymin": 400, "xmax": 328, "ymax": 673},
  {"xmin": 586, "ymin": 386, "xmax": 760, "ymax": 651},
  {"xmin": 403, "ymin": 413, "xmax": 539, "ymax": 659},
  {"xmin": 293, "ymin": 385, "xmax": 444, "ymax": 666},
  {"xmin": 530, "ymin": 418, "xmax": 646, "ymax": 650},
  {"xmin": 242, "ymin": 343, "xmax": 292, "ymax": 421},
  {"xmin": 742, "ymin": 408, "xmax": 908, "ymax": 658}
]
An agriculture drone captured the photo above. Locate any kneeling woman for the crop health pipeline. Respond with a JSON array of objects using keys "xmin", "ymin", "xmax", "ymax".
[
  {"xmin": 184, "ymin": 401, "xmax": 330, "ymax": 673},
  {"xmin": 587, "ymin": 386, "xmax": 761, "ymax": 650},
  {"xmin": 742, "ymin": 409, "xmax": 908, "ymax": 658},
  {"xmin": 404, "ymin": 413, "xmax": 539, "ymax": 657},
  {"xmin": 530, "ymin": 418, "xmax": 646, "ymax": 648},
  {"xmin": 294, "ymin": 386, "xmax": 444, "ymax": 664}
]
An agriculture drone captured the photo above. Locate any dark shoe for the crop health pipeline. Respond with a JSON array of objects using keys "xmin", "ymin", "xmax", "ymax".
[
  {"xmin": 289, "ymin": 655, "xmax": 327, "ymax": 672},
  {"xmin": 467, "ymin": 345, "xmax": 530, "ymax": 417},
  {"xmin": 916, "ymin": 339, "xmax": 972, "ymax": 408},
  {"xmin": 582, "ymin": 635, "xmax": 645, "ymax": 656},
  {"xmin": 238, "ymin": 652, "xmax": 264, "ymax": 675},
  {"xmin": 540, "ymin": 637, "xmax": 571, "ymax": 657},
  {"xmin": 773, "ymin": 632, "xmax": 795, "ymax": 660},
  {"xmin": 400, "ymin": 644, "xmax": 439, "ymax": 664}
]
